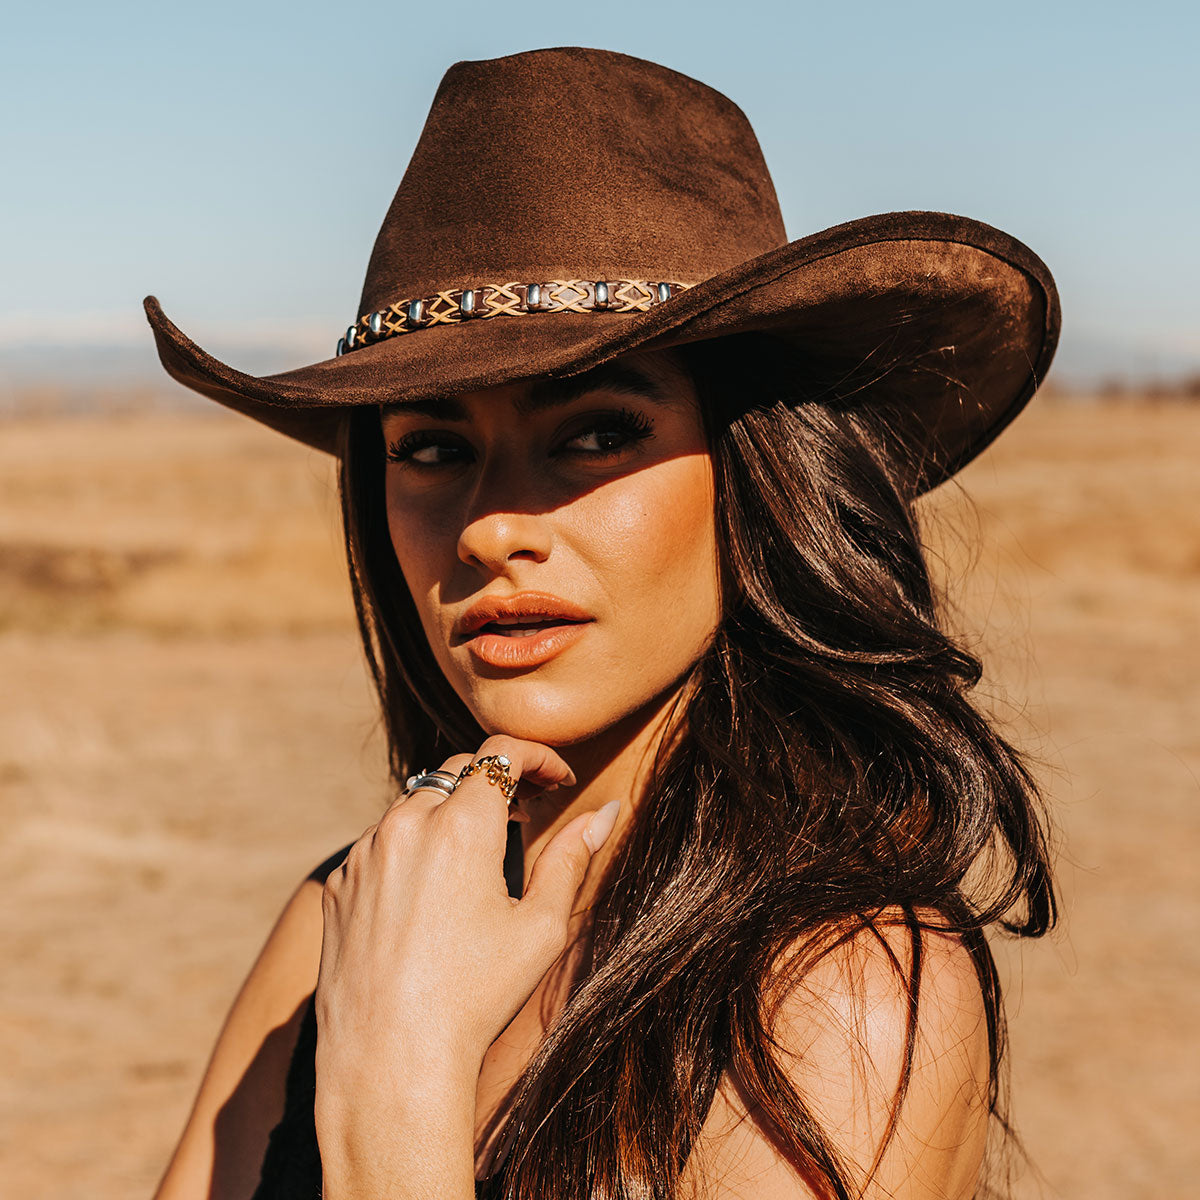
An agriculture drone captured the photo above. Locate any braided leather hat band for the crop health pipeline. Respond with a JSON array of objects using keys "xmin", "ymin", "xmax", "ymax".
[{"xmin": 336, "ymin": 278, "xmax": 694, "ymax": 356}]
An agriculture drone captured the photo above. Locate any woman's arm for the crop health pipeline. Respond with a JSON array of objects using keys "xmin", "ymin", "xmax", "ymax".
[{"xmin": 152, "ymin": 849, "xmax": 347, "ymax": 1200}]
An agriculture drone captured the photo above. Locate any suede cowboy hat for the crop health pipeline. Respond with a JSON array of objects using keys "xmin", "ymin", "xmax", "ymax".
[{"xmin": 144, "ymin": 45, "xmax": 1060, "ymax": 495}]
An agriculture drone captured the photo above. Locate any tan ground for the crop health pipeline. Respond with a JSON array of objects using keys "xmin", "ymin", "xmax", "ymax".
[{"xmin": 0, "ymin": 398, "xmax": 1196, "ymax": 1197}]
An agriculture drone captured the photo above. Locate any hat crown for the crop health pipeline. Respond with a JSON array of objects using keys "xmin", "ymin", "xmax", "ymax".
[{"xmin": 358, "ymin": 46, "xmax": 787, "ymax": 316}]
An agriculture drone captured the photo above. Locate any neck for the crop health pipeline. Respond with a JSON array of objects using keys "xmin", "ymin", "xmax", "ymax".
[{"xmin": 516, "ymin": 684, "xmax": 687, "ymax": 904}]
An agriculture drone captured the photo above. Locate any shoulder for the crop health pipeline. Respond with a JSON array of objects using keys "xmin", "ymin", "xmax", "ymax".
[
  {"xmin": 153, "ymin": 844, "xmax": 352, "ymax": 1200},
  {"xmin": 685, "ymin": 909, "xmax": 990, "ymax": 1199},
  {"xmin": 770, "ymin": 907, "xmax": 989, "ymax": 1076}
]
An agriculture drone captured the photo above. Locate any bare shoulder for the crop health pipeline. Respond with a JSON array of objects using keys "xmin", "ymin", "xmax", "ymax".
[
  {"xmin": 771, "ymin": 907, "xmax": 990, "ymax": 1079},
  {"xmin": 684, "ymin": 908, "xmax": 991, "ymax": 1199},
  {"xmin": 152, "ymin": 845, "xmax": 351, "ymax": 1200}
]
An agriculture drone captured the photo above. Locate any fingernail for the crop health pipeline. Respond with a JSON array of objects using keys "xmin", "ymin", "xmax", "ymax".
[{"xmin": 582, "ymin": 799, "xmax": 620, "ymax": 852}]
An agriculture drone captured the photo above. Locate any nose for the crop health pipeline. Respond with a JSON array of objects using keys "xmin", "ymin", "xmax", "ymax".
[{"xmin": 456, "ymin": 466, "xmax": 553, "ymax": 574}]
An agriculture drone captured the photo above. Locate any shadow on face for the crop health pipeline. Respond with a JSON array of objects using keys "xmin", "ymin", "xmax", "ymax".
[{"xmin": 379, "ymin": 348, "xmax": 722, "ymax": 745}]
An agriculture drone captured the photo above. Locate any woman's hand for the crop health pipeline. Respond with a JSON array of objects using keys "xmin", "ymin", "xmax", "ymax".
[{"xmin": 312, "ymin": 734, "xmax": 619, "ymax": 1181}]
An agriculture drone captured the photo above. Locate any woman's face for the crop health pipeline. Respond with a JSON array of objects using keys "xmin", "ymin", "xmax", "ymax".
[{"xmin": 381, "ymin": 348, "xmax": 721, "ymax": 746}]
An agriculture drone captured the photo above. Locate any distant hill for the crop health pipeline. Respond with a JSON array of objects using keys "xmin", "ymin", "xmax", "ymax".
[
  {"xmin": 2, "ymin": 327, "xmax": 1198, "ymax": 415},
  {"xmin": 0, "ymin": 338, "xmax": 325, "ymax": 415}
]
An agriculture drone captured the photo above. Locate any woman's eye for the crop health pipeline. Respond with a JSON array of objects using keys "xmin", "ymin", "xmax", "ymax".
[
  {"xmin": 562, "ymin": 409, "xmax": 654, "ymax": 456},
  {"xmin": 385, "ymin": 435, "xmax": 469, "ymax": 467},
  {"xmin": 566, "ymin": 428, "xmax": 630, "ymax": 453}
]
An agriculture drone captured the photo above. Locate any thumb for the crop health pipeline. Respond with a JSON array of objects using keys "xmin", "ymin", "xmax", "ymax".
[{"xmin": 522, "ymin": 800, "xmax": 621, "ymax": 920}]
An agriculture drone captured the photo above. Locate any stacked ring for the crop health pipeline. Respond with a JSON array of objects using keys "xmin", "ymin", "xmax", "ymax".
[
  {"xmin": 403, "ymin": 768, "xmax": 459, "ymax": 799},
  {"xmin": 456, "ymin": 753, "xmax": 519, "ymax": 804}
]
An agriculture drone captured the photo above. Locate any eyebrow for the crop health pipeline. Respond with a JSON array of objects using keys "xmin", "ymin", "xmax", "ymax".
[{"xmin": 379, "ymin": 361, "xmax": 670, "ymax": 421}]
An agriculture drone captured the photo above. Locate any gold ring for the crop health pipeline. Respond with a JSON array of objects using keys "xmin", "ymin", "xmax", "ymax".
[{"xmin": 456, "ymin": 753, "xmax": 518, "ymax": 804}]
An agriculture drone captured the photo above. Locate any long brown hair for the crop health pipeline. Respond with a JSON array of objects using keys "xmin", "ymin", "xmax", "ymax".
[{"xmin": 335, "ymin": 331, "xmax": 1057, "ymax": 1200}]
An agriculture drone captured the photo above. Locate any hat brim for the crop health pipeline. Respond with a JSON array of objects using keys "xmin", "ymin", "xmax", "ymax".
[{"xmin": 144, "ymin": 210, "xmax": 1059, "ymax": 495}]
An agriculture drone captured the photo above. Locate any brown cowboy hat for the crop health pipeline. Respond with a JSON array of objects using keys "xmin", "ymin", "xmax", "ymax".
[{"xmin": 144, "ymin": 45, "xmax": 1060, "ymax": 494}]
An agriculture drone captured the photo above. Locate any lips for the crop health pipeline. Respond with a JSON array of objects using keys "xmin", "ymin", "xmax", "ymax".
[
  {"xmin": 455, "ymin": 591, "xmax": 593, "ymax": 639},
  {"xmin": 454, "ymin": 591, "xmax": 594, "ymax": 669},
  {"xmin": 477, "ymin": 617, "xmax": 577, "ymax": 637}
]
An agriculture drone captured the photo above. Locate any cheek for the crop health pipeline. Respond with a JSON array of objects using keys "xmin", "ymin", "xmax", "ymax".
[
  {"xmin": 380, "ymin": 451, "xmax": 721, "ymax": 743},
  {"xmin": 573, "ymin": 452, "xmax": 720, "ymax": 644},
  {"xmin": 385, "ymin": 489, "xmax": 456, "ymax": 638}
]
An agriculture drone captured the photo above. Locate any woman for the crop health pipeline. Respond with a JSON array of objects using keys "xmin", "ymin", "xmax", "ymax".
[{"xmin": 145, "ymin": 46, "xmax": 1059, "ymax": 1200}]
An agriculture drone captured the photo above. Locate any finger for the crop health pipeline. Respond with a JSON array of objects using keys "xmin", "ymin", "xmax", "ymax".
[
  {"xmin": 469, "ymin": 735, "xmax": 575, "ymax": 792},
  {"xmin": 446, "ymin": 734, "xmax": 571, "ymax": 830},
  {"xmin": 386, "ymin": 754, "xmax": 474, "ymax": 816},
  {"xmin": 449, "ymin": 737, "xmax": 573, "ymax": 825},
  {"xmin": 346, "ymin": 821, "xmax": 378, "ymax": 860},
  {"xmin": 520, "ymin": 800, "xmax": 620, "ymax": 924},
  {"xmin": 440, "ymin": 752, "xmax": 475, "ymax": 777}
]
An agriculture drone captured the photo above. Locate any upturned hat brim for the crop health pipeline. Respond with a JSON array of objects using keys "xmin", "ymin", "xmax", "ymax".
[{"xmin": 144, "ymin": 209, "xmax": 1059, "ymax": 495}]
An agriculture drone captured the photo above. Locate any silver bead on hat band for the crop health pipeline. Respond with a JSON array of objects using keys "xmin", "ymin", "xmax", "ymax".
[{"xmin": 335, "ymin": 278, "xmax": 694, "ymax": 357}]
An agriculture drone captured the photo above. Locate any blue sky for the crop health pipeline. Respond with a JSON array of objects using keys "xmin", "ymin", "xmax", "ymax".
[{"xmin": 3, "ymin": 0, "xmax": 1197, "ymax": 386}]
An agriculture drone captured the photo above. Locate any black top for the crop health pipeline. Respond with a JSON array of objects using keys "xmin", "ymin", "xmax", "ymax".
[
  {"xmin": 251, "ymin": 994, "xmax": 322, "ymax": 1200},
  {"xmin": 251, "ymin": 992, "xmax": 505, "ymax": 1199}
]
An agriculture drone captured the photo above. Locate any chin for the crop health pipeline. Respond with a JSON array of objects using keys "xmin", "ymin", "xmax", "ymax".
[
  {"xmin": 467, "ymin": 684, "xmax": 615, "ymax": 747},
  {"xmin": 464, "ymin": 670, "xmax": 690, "ymax": 754}
]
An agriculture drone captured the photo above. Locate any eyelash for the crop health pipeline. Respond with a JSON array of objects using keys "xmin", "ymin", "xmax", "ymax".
[{"xmin": 384, "ymin": 407, "xmax": 655, "ymax": 467}]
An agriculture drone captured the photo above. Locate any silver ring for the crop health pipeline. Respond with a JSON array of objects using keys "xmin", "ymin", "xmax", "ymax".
[{"xmin": 403, "ymin": 768, "xmax": 459, "ymax": 799}]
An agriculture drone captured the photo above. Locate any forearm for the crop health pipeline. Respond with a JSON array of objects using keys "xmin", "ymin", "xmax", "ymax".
[{"xmin": 316, "ymin": 1052, "xmax": 481, "ymax": 1200}]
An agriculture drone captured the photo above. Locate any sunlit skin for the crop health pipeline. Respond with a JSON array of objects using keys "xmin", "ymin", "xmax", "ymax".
[{"xmin": 380, "ymin": 348, "xmax": 722, "ymax": 876}]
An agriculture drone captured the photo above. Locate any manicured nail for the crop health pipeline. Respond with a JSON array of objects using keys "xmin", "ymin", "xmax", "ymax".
[{"xmin": 582, "ymin": 799, "xmax": 620, "ymax": 852}]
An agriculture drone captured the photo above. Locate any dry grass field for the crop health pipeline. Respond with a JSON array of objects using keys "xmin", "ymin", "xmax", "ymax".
[{"xmin": 1, "ymin": 397, "xmax": 1196, "ymax": 1197}]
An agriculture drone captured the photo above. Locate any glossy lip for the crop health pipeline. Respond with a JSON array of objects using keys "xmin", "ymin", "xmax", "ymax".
[
  {"xmin": 453, "ymin": 591, "xmax": 595, "ymax": 671},
  {"xmin": 465, "ymin": 621, "xmax": 590, "ymax": 670},
  {"xmin": 454, "ymin": 591, "xmax": 594, "ymax": 639}
]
